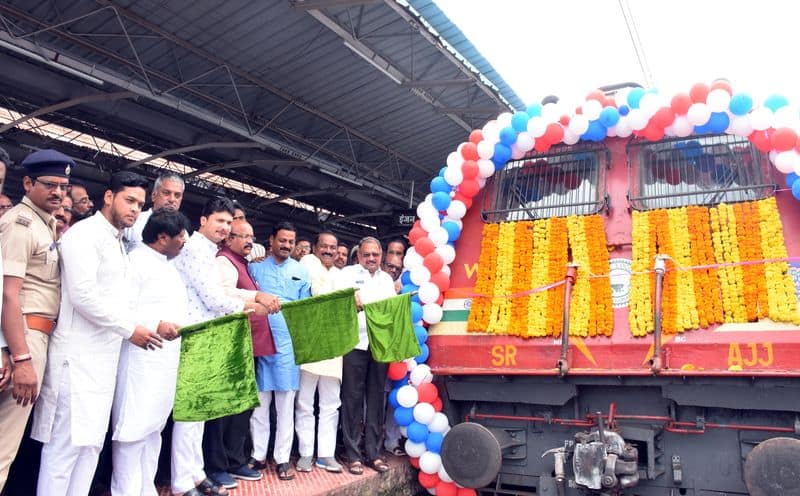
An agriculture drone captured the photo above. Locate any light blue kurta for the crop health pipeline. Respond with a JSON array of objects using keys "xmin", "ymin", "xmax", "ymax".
[{"xmin": 249, "ymin": 256, "xmax": 311, "ymax": 391}]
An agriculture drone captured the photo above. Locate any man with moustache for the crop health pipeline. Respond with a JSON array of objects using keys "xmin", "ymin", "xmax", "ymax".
[
  {"xmin": 334, "ymin": 244, "xmax": 348, "ymax": 269},
  {"xmin": 54, "ymin": 195, "xmax": 72, "ymax": 237},
  {"xmin": 294, "ymin": 231, "xmax": 344, "ymax": 473},
  {"xmin": 0, "ymin": 149, "xmax": 73, "ymax": 492},
  {"xmin": 110, "ymin": 209, "xmax": 191, "ymax": 496},
  {"xmin": 170, "ymin": 198, "xmax": 278, "ymax": 496},
  {"xmin": 126, "ymin": 172, "xmax": 185, "ymax": 251},
  {"xmin": 202, "ymin": 219, "xmax": 279, "ymax": 486},
  {"xmin": 248, "ymin": 222, "xmax": 310, "ymax": 481},
  {"xmin": 68, "ymin": 181, "xmax": 94, "ymax": 223},
  {"xmin": 33, "ymin": 171, "xmax": 163, "ymax": 496}
]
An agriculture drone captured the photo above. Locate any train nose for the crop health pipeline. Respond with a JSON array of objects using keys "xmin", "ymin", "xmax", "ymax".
[{"xmin": 441, "ymin": 422, "xmax": 523, "ymax": 488}]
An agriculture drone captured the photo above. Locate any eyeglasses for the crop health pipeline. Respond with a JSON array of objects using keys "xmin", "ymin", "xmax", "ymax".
[
  {"xmin": 0, "ymin": 204, "xmax": 12, "ymax": 210},
  {"xmin": 35, "ymin": 179, "xmax": 70, "ymax": 192},
  {"xmin": 230, "ymin": 232, "xmax": 256, "ymax": 241}
]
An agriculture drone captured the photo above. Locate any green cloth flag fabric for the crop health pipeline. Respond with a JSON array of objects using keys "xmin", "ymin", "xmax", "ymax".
[
  {"xmin": 364, "ymin": 292, "xmax": 420, "ymax": 363},
  {"xmin": 174, "ymin": 313, "xmax": 260, "ymax": 422},
  {"xmin": 281, "ymin": 288, "xmax": 359, "ymax": 365}
]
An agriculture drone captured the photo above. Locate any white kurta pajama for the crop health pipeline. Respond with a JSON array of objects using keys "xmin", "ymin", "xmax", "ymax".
[
  {"xmin": 110, "ymin": 246, "xmax": 189, "ymax": 496},
  {"xmin": 171, "ymin": 231, "xmax": 244, "ymax": 495},
  {"xmin": 295, "ymin": 254, "xmax": 342, "ymax": 459},
  {"xmin": 33, "ymin": 212, "xmax": 139, "ymax": 496}
]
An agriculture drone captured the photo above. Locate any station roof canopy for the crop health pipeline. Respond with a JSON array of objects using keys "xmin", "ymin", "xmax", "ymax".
[{"xmin": 0, "ymin": 0, "xmax": 524, "ymax": 240}]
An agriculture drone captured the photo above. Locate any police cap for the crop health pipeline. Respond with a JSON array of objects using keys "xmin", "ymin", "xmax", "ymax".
[{"xmin": 21, "ymin": 149, "xmax": 74, "ymax": 178}]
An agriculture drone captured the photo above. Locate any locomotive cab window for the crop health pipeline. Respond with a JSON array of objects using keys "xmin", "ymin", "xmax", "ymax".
[
  {"xmin": 482, "ymin": 143, "xmax": 608, "ymax": 222},
  {"xmin": 627, "ymin": 134, "xmax": 775, "ymax": 210}
]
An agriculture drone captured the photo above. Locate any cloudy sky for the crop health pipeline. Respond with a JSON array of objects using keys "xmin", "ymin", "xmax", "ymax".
[{"xmin": 434, "ymin": 0, "xmax": 799, "ymax": 110}]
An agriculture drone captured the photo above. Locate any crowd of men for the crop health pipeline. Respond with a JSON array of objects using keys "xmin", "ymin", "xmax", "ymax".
[{"xmin": 0, "ymin": 147, "xmax": 411, "ymax": 496}]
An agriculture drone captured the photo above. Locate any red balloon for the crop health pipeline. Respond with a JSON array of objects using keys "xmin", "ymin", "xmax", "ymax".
[
  {"xmin": 575, "ymin": 106, "xmax": 583, "ymax": 115},
  {"xmin": 432, "ymin": 397, "xmax": 443, "ymax": 412},
  {"xmin": 409, "ymin": 456, "xmax": 420, "ymax": 469},
  {"xmin": 458, "ymin": 179, "xmax": 481, "ymax": 198},
  {"xmin": 670, "ymin": 93, "xmax": 692, "ymax": 115},
  {"xmin": 559, "ymin": 115, "xmax": 570, "ymax": 126},
  {"xmin": 643, "ymin": 122, "xmax": 665, "ymax": 141},
  {"xmin": 603, "ymin": 96, "xmax": 617, "ymax": 108},
  {"xmin": 419, "ymin": 472, "xmax": 439, "ymax": 489},
  {"xmin": 417, "ymin": 382, "xmax": 439, "ymax": 404},
  {"xmin": 468, "ymin": 129, "xmax": 483, "ymax": 144},
  {"xmin": 461, "ymin": 142, "xmax": 479, "ymax": 161},
  {"xmin": 415, "ymin": 237, "xmax": 435, "ymax": 256},
  {"xmin": 543, "ymin": 123, "xmax": 564, "ymax": 144},
  {"xmin": 453, "ymin": 193, "xmax": 473, "ymax": 210},
  {"xmin": 423, "ymin": 252, "xmax": 444, "ymax": 274},
  {"xmin": 652, "ymin": 107, "xmax": 675, "ymax": 128},
  {"xmin": 461, "ymin": 160, "xmax": 479, "ymax": 180},
  {"xmin": 387, "ymin": 361, "xmax": 408, "ymax": 381},
  {"xmin": 665, "ymin": 166, "xmax": 682, "ymax": 185},
  {"xmin": 771, "ymin": 127, "xmax": 797, "ymax": 152},
  {"xmin": 709, "ymin": 79, "xmax": 733, "ymax": 95},
  {"xmin": 749, "ymin": 129, "xmax": 773, "ymax": 153},
  {"xmin": 457, "ymin": 489, "xmax": 478, "ymax": 496},
  {"xmin": 408, "ymin": 226, "xmax": 425, "ymax": 245},
  {"xmin": 586, "ymin": 89, "xmax": 605, "ymax": 103},
  {"xmin": 689, "ymin": 83, "xmax": 710, "ymax": 103},
  {"xmin": 436, "ymin": 481, "xmax": 458, "ymax": 496},
  {"xmin": 430, "ymin": 271, "xmax": 451, "ymax": 292},
  {"xmin": 534, "ymin": 138, "xmax": 552, "ymax": 152}
]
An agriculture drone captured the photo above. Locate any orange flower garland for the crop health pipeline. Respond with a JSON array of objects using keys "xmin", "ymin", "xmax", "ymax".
[
  {"xmin": 757, "ymin": 197, "xmax": 800, "ymax": 325},
  {"xmin": 585, "ymin": 215, "xmax": 614, "ymax": 336},
  {"xmin": 567, "ymin": 216, "xmax": 591, "ymax": 337},
  {"xmin": 547, "ymin": 217, "xmax": 569, "ymax": 337},
  {"xmin": 733, "ymin": 202, "xmax": 766, "ymax": 321},
  {"xmin": 667, "ymin": 207, "xmax": 700, "ymax": 332},
  {"xmin": 651, "ymin": 209, "xmax": 680, "ymax": 333},
  {"xmin": 686, "ymin": 206, "xmax": 723, "ymax": 327},
  {"xmin": 466, "ymin": 223, "xmax": 498, "ymax": 332}
]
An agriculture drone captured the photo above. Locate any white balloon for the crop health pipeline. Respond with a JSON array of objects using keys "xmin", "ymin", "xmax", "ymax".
[
  {"xmin": 728, "ymin": 115, "xmax": 753, "ymax": 136},
  {"xmin": 510, "ymin": 144, "xmax": 525, "ymax": 160},
  {"xmin": 446, "ymin": 200, "xmax": 467, "ymax": 219},
  {"xmin": 687, "ymin": 103, "xmax": 711, "ymax": 126},
  {"xmin": 476, "ymin": 159, "xmax": 495, "ymax": 179},
  {"xmin": 497, "ymin": 112, "xmax": 513, "ymax": 128},
  {"xmin": 410, "ymin": 266, "xmax": 431, "ymax": 286},
  {"xmin": 396, "ymin": 385, "xmax": 419, "ymax": 408},
  {"xmin": 562, "ymin": 127, "xmax": 580, "ymax": 145},
  {"xmin": 706, "ymin": 88, "xmax": 731, "ymax": 112},
  {"xmin": 482, "ymin": 121, "xmax": 500, "ymax": 143},
  {"xmin": 419, "ymin": 451, "xmax": 442, "ymax": 475},
  {"xmin": 582, "ymin": 99, "xmax": 603, "ymax": 120},
  {"xmin": 774, "ymin": 150, "xmax": 800, "ymax": 174},
  {"xmin": 422, "ymin": 302, "xmax": 443, "ymax": 324},
  {"xmin": 416, "ymin": 200, "xmax": 436, "ymax": 219},
  {"xmin": 672, "ymin": 116, "xmax": 693, "ymax": 137},
  {"xmin": 772, "ymin": 106, "xmax": 800, "ymax": 129},
  {"xmin": 413, "ymin": 402, "xmax": 436, "ymax": 425},
  {"xmin": 541, "ymin": 102, "xmax": 561, "ymax": 122},
  {"xmin": 429, "ymin": 412, "xmax": 450, "ymax": 433},
  {"xmin": 440, "ymin": 265, "xmax": 451, "ymax": 277},
  {"xmin": 769, "ymin": 150, "xmax": 778, "ymax": 164},
  {"xmin": 527, "ymin": 116, "xmax": 547, "ymax": 137},
  {"xmin": 418, "ymin": 282, "xmax": 440, "ymax": 304},
  {"xmin": 476, "ymin": 140, "xmax": 494, "ymax": 160},
  {"xmin": 638, "ymin": 92, "xmax": 660, "ymax": 116},
  {"xmin": 615, "ymin": 88, "xmax": 630, "ymax": 107},
  {"xmin": 443, "ymin": 166, "xmax": 463, "ymax": 187},
  {"xmin": 404, "ymin": 248, "xmax": 423, "ymax": 269},
  {"xmin": 446, "ymin": 152, "xmax": 462, "ymax": 169},
  {"xmin": 404, "ymin": 357, "xmax": 418, "ymax": 372},
  {"xmin": 568, "ymin": 114, "xmax": 590, "ymax": 135},
  {"xmin": 427, "ymin": 488, "xmax": 437, "ymax": 495},
  {"xmin": 405, "ymin": 439, "xmax": 427, "ymax": 458},
  {"xmin": 420, "ymin": 214, "xmax": 440, "ymax": 233},
  {"xmin": 409, "ymin": 364, "xmax": 433, "ymax": 386},
  {"xmin": 606, "ymin": 125, "xmax": 618, "ymax": 137},
  {"xmin": 438, "ymin": 465, "xmax": 453, "ymax": 483},
  {"xmin": 429, "ymin": 226, "xmax": 449, "ymax": 247},
  {"xmin": 477, "ymin": 177, "xmax": 486, "ymax": 188},
  {"xmin": 627, "ymin": 108, "xmax": 649, "ymax": 130},
  {"xmin": 615, "ymin": 118, "xmax": 633, "ymax": 138},
  {"xmin": 750, "ymin": 106, "xmax": 774, "ymax": 131},
  {"xmin": 515, "ymin": 132, "xmax": 534, "ymax": 152},
  {"xmin": 435, "ymin": 244, "xmax": 456, "ymax": 265}
]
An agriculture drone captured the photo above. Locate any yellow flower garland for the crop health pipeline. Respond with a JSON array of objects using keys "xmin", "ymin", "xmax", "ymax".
[
  {"xmin": 758, "ymin": 197, "xmax": 800, "ymax": 325},
  {"xmin": 527, "ymin": 219, "xmax": 551, "ymax": 337},
  {"xmin": 466, "ymin": 223, "xmax": 498, "ymax": 332},
  {"xmin": 667, "ymin": 207, "xmax": 700, "ymax": 331},
  {"xmin": 630, "ymin": 210, "xmax": 654, "ymax": 336},
  {"xmin": 510, "ymin": 222, "xmax": 534, "ymax": 337},
  {"xmin": 486, "ymin": 222, "xmax": 516, "ymax": 335}
]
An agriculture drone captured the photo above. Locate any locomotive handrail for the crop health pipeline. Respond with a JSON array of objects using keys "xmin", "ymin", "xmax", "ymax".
[{"xmin": 558, "ymin": 264, "xmax": 579, "ymax": 376}]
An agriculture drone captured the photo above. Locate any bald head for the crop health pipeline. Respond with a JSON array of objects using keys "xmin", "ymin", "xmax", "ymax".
[{"xmin": 226, "ymin": 219, "xmax": 255, "ymax": 258}]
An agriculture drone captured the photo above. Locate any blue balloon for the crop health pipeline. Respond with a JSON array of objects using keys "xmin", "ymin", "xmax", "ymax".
[
  {"xmin": 430, "ymin": 176, "xmax": 450, "ymax": 194},
  {"xmin": 694, "ymin": 122, "xmax": 712, "ymax": 135},
  {"xmin": 526, "ymin": 102, "xmax": 542, "ymax": 117},
  {"xmin": 582, "ymin": 120, "xmax": 607, "ymax": 142},
  {"xmin": 432, "ymin": 191, "xmax": 451, "ymax": 211},
  {"xmin": 765, "ymin": 94, "xmax": 790, "ymax": 112},
  {"xmin": 492, "ymin": 143, "xmax": 512, "ymax": 165},
  {"xmin": 598, "ymin": 107, "xmax": 620, "ymax": 128},
  {"xmin": 400, "ymin": 271, "xmax": 412, "ymax": 285},
  {"xmin": 415, "ymin": 343, "xmax": 430, "ymax": 364},
  {"xmin": 499, "ymin": 126, "xmax": 517, "ymax": 146},
  {"xmin": 511, "ymin": 111, "xmax": 530, "ymax": 132},
  {"xmin": 627, "ymin": 88, "xmax": 646, "ymax": 109},
  {"xmin": 618, "ymin": 104, "xmax": 630, "ymax": 116},
  {"xmin": 388, "ymin": 388, "xmax": 400, "ymax": 408},
  {"xmin": 786, "ymin": 172, "xmax": 799, "ymax": 188},
  {"xmin": 729, "ymin": 93, "xmax": 753, "ymax": 116},
  {"xmin": 411, "ymin": 294, "xmax": 420, "ymax": 304},
  {"xmin": 401, "ymin": 283, "xmax": 419, "ymax": 295},
  {"xmin": 792, "ymin": 178, "xmax": 800, "ymax": 200},
  {"xmin": 414, "ymin": 325, "xmax": 428, "ymax": 344},
  {"xmin": 442, "ymin": 221, "xmax": 461, "ymax": 242},
  {"xmin": 411, "ymin": 302, "xmax": 423, "ymax": 322},
  {"xmin": 425, "ymin": 432, "xmax": 444, "ymax": 453},
  {"xmin": 407, "ymin": 421, "xmax": 430, "ymax": 443},
  {"xmin": 392, "ymin": 377, "xmax": 409, "ymax": 389},
  {"xmin": 394, "ymin": 406, "xmax": 414, "ymax": 427},
  {"xmin": 438, "ymin": 167, "xmax": 446, "ymax": 177},
  {"xmin": 707, "ymin": 112, "xmax": 730, "ymax": 133},
  {"xmin": 683, "ymin": 140, "xmax": 703, "ymax": 159}
]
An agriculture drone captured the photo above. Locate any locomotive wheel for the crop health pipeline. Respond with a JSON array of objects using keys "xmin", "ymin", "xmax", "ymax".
[{"xmin": 744, "ymin": 437, "xmax": 800, "ymax": 496}]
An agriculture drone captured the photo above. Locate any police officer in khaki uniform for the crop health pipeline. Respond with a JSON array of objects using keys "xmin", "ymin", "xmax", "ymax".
[{"xmin": 0, "ymin": 149, "xmax": 73, "ymax": 491}]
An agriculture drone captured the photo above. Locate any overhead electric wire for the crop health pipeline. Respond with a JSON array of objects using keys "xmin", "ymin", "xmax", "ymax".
[{"xmin": 618, "ymin": 0, "xmax": 653, "ymax": 88}]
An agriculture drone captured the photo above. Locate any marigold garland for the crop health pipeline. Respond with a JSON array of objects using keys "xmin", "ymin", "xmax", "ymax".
[
  {"xmin": 546, "ymin": 217, "xmax": 569, "ymax": 337},
  {"xmin": 710, "ymin": 204, "xmax": 747, "ymax": 322},
  {"xmin": 486, "ymin": 222, "xmax": 516, "ymax": 335},
  {"xmin": 527, "ymin": 219, "xmax": 551, "ymax": 337},
  {"xmin": 651, "ymin": 209, "xmax": 680, "ymax": 333},
  {"xmin": 758, "ymin": 197, "xmax": 800, "ymax": 325},
  {"xmin": 510, "ymin": 222, "xmax": 534, "ymax": 336},
  {"xmin": 734, "ymin": 202, "xmax": 766, "ymax": 321},
  {"xmin": 466, "ymin": 223, "xmax": 498, "ymax": 332},
  {"xmin": 567, "ymin": 216, "xmax": 591, "ymax": 337},
  {"xmin": 686, "ymin": 206, "xmax": 723, "ymax": 327},
  {"xmin": 630, "ymin": 210, "xmax": 655, "ymax": 336},
  {"xmin": 667, "ymin": 207, "xmax": 700, "ymax": 331}
]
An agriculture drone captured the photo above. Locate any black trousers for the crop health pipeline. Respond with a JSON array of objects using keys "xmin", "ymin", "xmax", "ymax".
[
  {"xmin": 340, "ymin": 348, "xmax": 388, "ymax": 462},
  {"xmin": 202, "ymin": 409, "xmax": 252, "ymax": 473}
]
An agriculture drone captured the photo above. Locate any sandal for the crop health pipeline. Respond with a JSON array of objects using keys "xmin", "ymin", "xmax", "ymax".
[
  {"xmin": 370, "ymin": 458, "xmax": 390, "ymax": 473},
  {"xmin": 196, "ymin": 478, "xmax": 230, "ymax": 496},
  {"xmin": 276, "ymin": 462, "xmax": 295, "ymax": 481},
  {"xmin": 348, "ymin": 460, "xmax": 364, "ymax": 475}
]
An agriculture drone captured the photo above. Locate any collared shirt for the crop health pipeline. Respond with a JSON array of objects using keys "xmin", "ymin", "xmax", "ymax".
[
  {"xmin": 173, "ymin": 231, "xmax": 243, "ymax": 324},
  {"xmin": 123, "ymin": 208, "xmax": 152, "ymax": 252},
  {"xmin": 335, "ymin": 264, "xmax": 396, "ymax": 350},
  {"xmin": 0, "ymin": 196, "xmax": 61, "ymax": 318}
]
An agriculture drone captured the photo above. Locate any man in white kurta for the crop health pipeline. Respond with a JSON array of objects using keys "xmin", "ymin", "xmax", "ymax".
[
  {"xmin": 33, "ymin": 172, "xmax": 163, "ymax": 496},
  {"xmin": 110, "ymin": 209, "xmax": 191, "ymax": 496},
  {"xmin": 295, "ymin": 232, "xmax": 344, "ymax": 473}
]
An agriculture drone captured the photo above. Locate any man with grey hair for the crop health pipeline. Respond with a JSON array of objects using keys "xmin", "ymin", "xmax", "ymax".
[{"xmin": 125, "ymin": 172, "xmax": 185, "ymax": 251}]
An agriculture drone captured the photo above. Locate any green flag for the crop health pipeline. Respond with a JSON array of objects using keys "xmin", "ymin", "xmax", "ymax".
[
  {"xmin": 281, "ymin": 288, "xmax": 359, "ymax": 365},
  {"xmin": 364, "ymin": 292, "xmax": 420, "ymax": 363},
  {"xmin": 174, "ymin": 313, "xmax": 259, "ymax": 422}
]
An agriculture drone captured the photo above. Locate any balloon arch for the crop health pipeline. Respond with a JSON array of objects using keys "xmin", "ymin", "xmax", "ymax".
[{"xmin": 389, "ymin": 81, "xmax": 800, "ymax": 495}]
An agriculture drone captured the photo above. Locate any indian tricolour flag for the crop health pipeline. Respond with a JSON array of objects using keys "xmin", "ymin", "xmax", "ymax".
[{"xmin": 430, "ymin": 293, "xmax": 472, "ymax": 336}]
